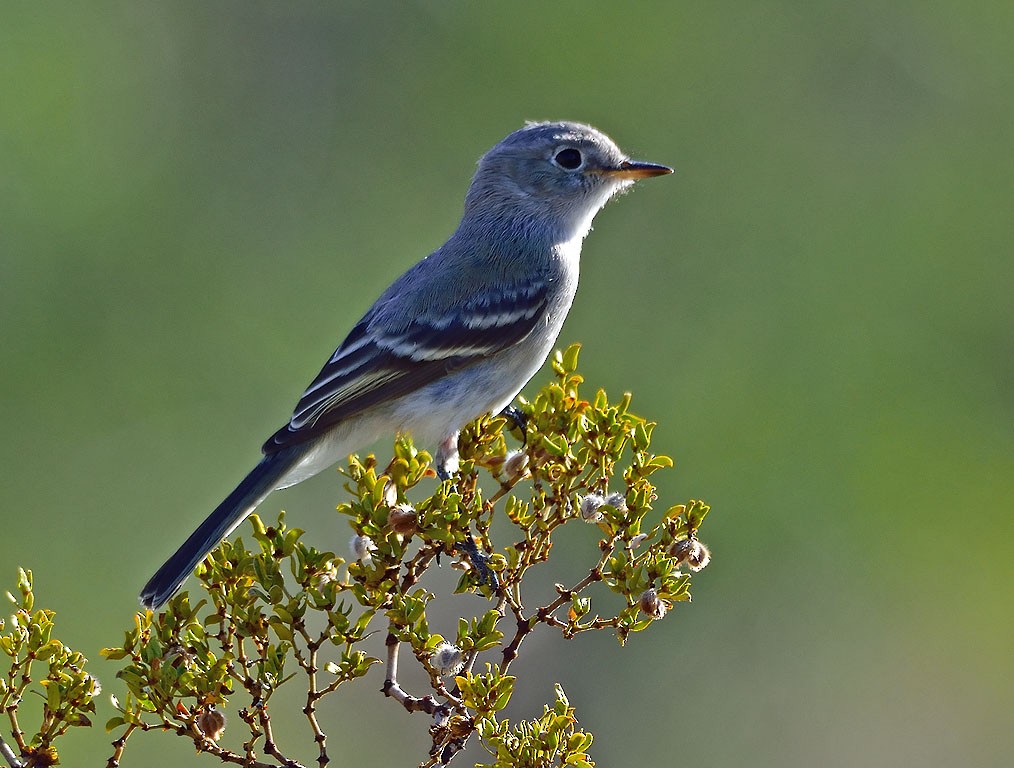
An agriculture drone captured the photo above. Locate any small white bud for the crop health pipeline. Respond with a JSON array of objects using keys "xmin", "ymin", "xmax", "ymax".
[
  {"xmin": 503, "ymin": 450, "xmax": 530, "ymax": 481},
  {"xmin": 382, "ymin": 480, "xmax": 398, "ymax": 507},
  {"xmin": 603, "ymin": 491, "xmax": 627, "ymax": 512},
  {"xmin": 387, "ymin": 503, "xmax": 417, "ymax": 536},
  {"xmin": 197, "ymin": 707, "xmax": 227, "ymax": 741},
  {"xmin": 670, "ymin": 537, "xmax": 711, "ymax": 572},
  {"xmin": 431, "ymin": 642, "xmax": 464, "ymax": 676},
  {"xmin": 670, "ymin": 537, "xmax": 694, "ymax": 564},
  {"xmin": 629, "ymin": 533, "xmax": 649, "ymax": 549},
  {"xmin": 687, "ymin": 540, "xmax": 711, "ymax": 572},
  {"xmin": 638, "ymin": 588, "xmax": 668, "ymax": 620},
  {"xmin": 349, "ymin": 534, "xmax": 376, "ymax": 566},
  {"xmin": 315, "ymin": 560, "xmax": 340, "ymax": 587},
  {"xmin": 579, "ymin": 493, "xmax": 606, "ymax": 523}
]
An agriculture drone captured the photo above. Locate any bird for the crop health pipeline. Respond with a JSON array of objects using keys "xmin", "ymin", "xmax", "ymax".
[{"xmin": 139, "ymin": 121, "xmax": 672, "ymax": 609}]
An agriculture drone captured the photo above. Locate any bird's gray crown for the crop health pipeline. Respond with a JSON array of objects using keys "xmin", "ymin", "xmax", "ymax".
[{"xmin": 462, "ymin": 121, "xmax": 640, "ymax": 242}]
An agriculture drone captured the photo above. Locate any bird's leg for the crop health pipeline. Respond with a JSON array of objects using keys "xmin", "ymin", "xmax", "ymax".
[
  {"xmin": 434, "ymin": 433, "xmax": 460, "ymax": 481},
  {"xmin": 454, "ymin": 537, "xmax": 500, "ymax": 593},
  {"xmin": 500, "ymin": 405, "xmax": 528, "ymax": 445},
  {"xmin": 434, "ymin": 431, "xmax": 499, "ymax": 592}
]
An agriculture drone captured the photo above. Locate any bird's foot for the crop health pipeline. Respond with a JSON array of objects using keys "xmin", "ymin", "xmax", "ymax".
[
  {"xmin": 500, "ymin": 405, "xmax": 528, "ymax": 445},
  {"xmin": 435, "ymin": 433, "xmax": 460, "ymax": 481},
  {"xmin": 454, "ymin": 536, "xmax": 500, "ymax": 594}
]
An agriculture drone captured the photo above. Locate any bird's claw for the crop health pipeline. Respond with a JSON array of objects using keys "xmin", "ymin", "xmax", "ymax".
[
  {"xmin": 454, "ymin": 537, "xmax": 501, "ymax": 593},
  {"xmin": 500, "ymin": 405, "xmax": 529, "ymax": 444}
]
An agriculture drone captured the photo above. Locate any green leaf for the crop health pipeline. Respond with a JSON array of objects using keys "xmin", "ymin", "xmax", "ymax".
[
  {"xmin": 561, "ymin": 343, "xmax": 581, "ymax": 373},
  {"xmin": 540, "ymin": 434, "xmax": 567, "ymax": 457},
  {"xmin": 35, "ymin": 640, "xmax": 62, "ymax": 660},
  {"xmin": 493, "ymin": 683, "xmax": 514, "ymax": 712},
  {"xmin": 646, "ymin": 454, "xmax": 674, "ymax": 469},
  {"xmin": 46, "ymin": 679, "xmax": 60, "ymax": 712}
]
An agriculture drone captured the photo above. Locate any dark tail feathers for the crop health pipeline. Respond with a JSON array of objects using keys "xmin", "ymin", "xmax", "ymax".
[{"xmin": 139, "ymin": 450, "xmax": 299, "ymax": 610}]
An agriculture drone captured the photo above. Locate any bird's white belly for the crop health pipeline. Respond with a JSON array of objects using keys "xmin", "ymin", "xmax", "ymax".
[{"xmin": 277, "ymin": 237, "xmax": 581, "ymax": 489}]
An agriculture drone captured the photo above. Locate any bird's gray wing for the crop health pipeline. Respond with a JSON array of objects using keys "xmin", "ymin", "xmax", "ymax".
[{"xmin": 261, "ymin": 279, "xmax": 548, "ymax": 453}]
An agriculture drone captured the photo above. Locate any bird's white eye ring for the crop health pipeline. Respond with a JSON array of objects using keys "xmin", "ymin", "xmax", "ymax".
[{"xmin": 552, "ymin": 147, "xmax": 584, "ymax": 171}]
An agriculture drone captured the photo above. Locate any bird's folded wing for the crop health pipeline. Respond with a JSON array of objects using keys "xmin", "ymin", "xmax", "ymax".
[{"xmin": 262, "ymin": 280, "xmax": 548, "ymax": 453}]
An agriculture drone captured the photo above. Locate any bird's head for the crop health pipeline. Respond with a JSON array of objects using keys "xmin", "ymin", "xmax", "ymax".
[{"xmin": 465, "ymin": 121, "xmax": 672, "ymax": 242}]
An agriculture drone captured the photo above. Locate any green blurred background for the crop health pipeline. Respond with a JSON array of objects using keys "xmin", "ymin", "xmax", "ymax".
[{"xmin": 2, "ymin": 2, "xmax": 1012, "ymax": 766}]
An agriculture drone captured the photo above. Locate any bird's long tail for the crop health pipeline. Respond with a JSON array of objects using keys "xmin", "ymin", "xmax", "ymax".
[{"xmin": 139, "ymin": 448, "xmax": 301, "ymax": 610}]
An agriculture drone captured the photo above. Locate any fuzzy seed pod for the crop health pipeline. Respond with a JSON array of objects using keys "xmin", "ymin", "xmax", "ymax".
[
  {"xmin": 387, "ymin": 503, "xmax": 418, "ymax": 536},
  {"xmin": 197, "ymin": 708, "xmax": 226, "ymax": 741},
  {"xmin": 382, "ymin": 480, "xmax": 399, "ymax": 507},
  {"xmin": 503, "ymin": 450, "xmax": 530, "ymax": 481},
  {"xmin": 687, "ymin": 540, "xmax": 711, "ymax": 572},
  {"xmin": 349, "ymin": 534, "xmax": 376, "ymax": 566},
  {"xmin": 670, "ymin": 537, "xmax": 711, "ymax": 572},
  {"xmin": 431, "ymin": 642, "xmax": 465, "ymax": 676},
  {"xmin": 638, "ymin": 588, "xmax": 668, "ymax": 620},
  {"xmin": 315, "ymin": 560, "xmax": 339, "ymax": 587},
  {"xmin": 603, "ymin": 491, "xmax": 627, "ymax": 512},
  {"xmin": 579, "ymin": 493, "xmax": 606, "ymax": 523},
  {"xmin": 670, "ymin": 537, "xmax": 695, "ymax": 564}
]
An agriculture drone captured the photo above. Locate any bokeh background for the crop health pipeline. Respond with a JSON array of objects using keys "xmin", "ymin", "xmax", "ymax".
[{"xmin": 2, "ymin": 2, "xmax": 1012, "ymax": 766}]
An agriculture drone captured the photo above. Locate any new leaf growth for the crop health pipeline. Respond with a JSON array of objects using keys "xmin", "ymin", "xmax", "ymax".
[{"xmin": 101, "ymin": 345, "xmax": 712, "ymax": 767}]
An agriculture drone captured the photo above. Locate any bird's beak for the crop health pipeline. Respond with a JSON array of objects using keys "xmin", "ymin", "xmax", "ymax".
[{"xmin": 603, "ymin": 160, "xmax": 674, "ymax": 180}]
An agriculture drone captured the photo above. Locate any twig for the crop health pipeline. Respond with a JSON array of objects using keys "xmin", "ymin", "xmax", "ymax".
[
  {"xmin": 401, "ymin": 547, "xmax": 438, "ymax": 592},
  {"xmin": 0, "ymin": 732, "xmax": 23, "ymax": 768},
  {"xmin": 5, "ymin": 664, "xmax": 28, "ymax": 755},
  {"xmin": 382, "ymin": 633, "xmax": 442, "ymax": 715},
  {"xmin": 500, "ymin": 535, "xmax": 618, "ymax": 674},
  {"xmin": 260, "ymin": 708, "xmax": 299, "ymax": 768},
  {"xmin": 106, "ymin": 721, "xmax": 137, "ymax": 768},
  {"xmin": 298, "ymin": 635, "xmax": 330, "ymax": 768}
]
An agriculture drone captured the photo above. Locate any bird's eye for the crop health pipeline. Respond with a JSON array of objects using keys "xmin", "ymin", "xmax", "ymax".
[{"xmin": 552, "ymin": 148, "xmax": 584, "ymax": 171}]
